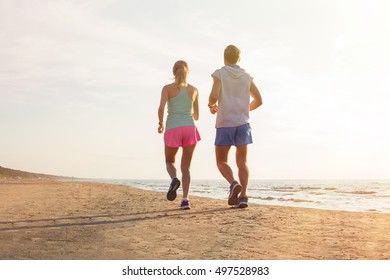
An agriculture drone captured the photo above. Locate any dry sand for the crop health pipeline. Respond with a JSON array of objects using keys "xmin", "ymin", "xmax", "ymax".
[{"xmin": 0, "ymin": 179, "xmax": 389, "ymax": 260}]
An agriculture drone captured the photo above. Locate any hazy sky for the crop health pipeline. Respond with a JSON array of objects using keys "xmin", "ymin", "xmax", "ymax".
[{"xmin": 1, "ymin": 0, "xmax": 389, "ymax": 180}]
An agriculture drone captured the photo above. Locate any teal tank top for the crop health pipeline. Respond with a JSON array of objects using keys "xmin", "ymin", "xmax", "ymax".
[{"xmin": 166, "ymin": 87, "xmax": 195, "ymax": 131}]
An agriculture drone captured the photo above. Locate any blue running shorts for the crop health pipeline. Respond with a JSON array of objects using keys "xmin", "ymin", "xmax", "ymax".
[{"xmin": 215, "ymin": 123, "xmax": 253, "ymax": 146}]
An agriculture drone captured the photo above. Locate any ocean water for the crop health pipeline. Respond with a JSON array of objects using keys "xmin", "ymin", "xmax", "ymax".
[{"xmin": 94, "ymin": 179, "xmax": 390, "ymax": 214}]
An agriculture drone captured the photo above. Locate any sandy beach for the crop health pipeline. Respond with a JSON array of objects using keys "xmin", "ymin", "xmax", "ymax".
[{"xmin": 0, "ymin": 179, "xmax": 389, "ymax": 260}]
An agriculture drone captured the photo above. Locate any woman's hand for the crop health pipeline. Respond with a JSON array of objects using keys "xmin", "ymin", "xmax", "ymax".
[{"xmin": 158, "ymin": 123, "xmax": 164, "ymax": 134}]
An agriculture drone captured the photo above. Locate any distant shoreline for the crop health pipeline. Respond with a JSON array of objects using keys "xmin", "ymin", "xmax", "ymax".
[{"xmin": 0, "ymin": 166, "xmax": 65, "ymax": 180}]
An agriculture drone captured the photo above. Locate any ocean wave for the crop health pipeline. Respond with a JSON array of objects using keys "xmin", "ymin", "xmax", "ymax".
[
  {"xmin": 337, "ymin": 191, "xmax": 377, "ymax": 195},
  {"xmin": 277, "ymin": 198, "xmax": 315, "ymax": 203}
]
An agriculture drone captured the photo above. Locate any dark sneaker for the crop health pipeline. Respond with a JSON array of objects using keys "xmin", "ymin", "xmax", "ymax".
[
  {"xmin": 167, "ymin": 178, "xmax": 180, "ymax": 201},
  {"xmin": 180, "ymin": 200, "xmax": 191, "ymax": 210},
  {"xmin": 237, "ymin": 196, "xmax": 248, "ymax": 208},
  {"xmin": 228, "ymin": 181, "xmax": 242, "ymax": 205}
]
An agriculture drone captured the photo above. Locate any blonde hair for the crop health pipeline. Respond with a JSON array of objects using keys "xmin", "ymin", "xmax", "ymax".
[
  {"xmin": 224, "ymin": 45, "xmax": 241, "ymax": 64},
  {"xmin": 172, "ymin": 60, "xmax": 189, "ymax": 86}
]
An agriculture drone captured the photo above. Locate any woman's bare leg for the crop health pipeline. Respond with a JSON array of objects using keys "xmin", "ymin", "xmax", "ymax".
[
  {"xmin": 180, "ymin": 144, "xmax": 196, "ymax": 199},
  {"xmin": 165, "ymin": 145, "xmax": 179, "ymax": 179}
]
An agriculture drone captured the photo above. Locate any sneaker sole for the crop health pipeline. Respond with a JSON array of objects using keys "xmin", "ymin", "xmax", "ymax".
[
  {"xmin": 167, "ymin": 181, "xmax": 180, "ymax": 201},
  {"xmin": 180, "ymin": 206, "xmax": 191, "ymax": 210},
  {"xmin": 238, "ymin": 202, "xmax": 248, "ymax": 208},
  {"xmin": 228, "ymin": 184, "xmax": 242, "ymax": 205}
]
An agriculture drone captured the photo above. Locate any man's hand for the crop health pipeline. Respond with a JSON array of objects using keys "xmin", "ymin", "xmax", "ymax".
[{"xmin": 209, "ymin": 104, "xmax": 218, "ymax": 114}]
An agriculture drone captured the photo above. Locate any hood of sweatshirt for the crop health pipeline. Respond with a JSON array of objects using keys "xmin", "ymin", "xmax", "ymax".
[{"xmin": 222, "ymin": 64, "xmax": 247, "ymax": 79}]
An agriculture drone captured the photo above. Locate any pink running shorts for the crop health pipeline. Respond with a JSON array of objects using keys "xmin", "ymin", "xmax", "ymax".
[{"xmin": 164, "ymin": 126, "xmax": 201, "ymax": 148}]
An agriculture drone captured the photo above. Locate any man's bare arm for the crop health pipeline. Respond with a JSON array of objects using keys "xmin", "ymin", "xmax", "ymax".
[
  {"xmin": 208, "ymin": 76, "xmax": 221, "ymax": 114},
  {"xmin": 249, "ymin": 81, "xmax": 262, "ymax": 111}
]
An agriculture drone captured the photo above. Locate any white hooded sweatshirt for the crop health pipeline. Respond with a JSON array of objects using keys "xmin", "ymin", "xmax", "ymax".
[{"xmin": 211, "ymin": 65, "xmax": 253, "ymax": 128}]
